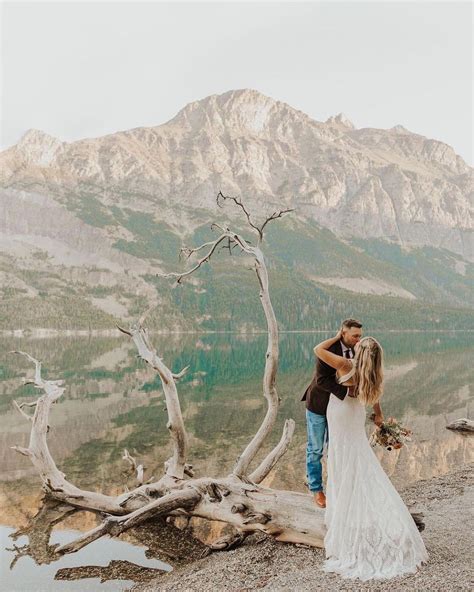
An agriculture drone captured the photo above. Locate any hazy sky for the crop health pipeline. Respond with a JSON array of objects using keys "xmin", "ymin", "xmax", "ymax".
[{"xmin": 1, "ymin": 1, "xmax": 472, "ymax": 163}]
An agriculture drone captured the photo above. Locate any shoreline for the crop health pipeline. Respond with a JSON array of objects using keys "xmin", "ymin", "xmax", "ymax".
[
  {"xmin": 131, "ymin": 463, "xmax": 473, "ymax": 592},
  {"xmin": 2, "ymin": 328, "xmax": 474, "ymax": 339}
]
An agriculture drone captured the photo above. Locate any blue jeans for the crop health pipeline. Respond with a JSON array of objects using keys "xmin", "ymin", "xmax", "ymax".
[{"xmin": 305, "ymin": 409, "xmax": 328, "ymax": 493}]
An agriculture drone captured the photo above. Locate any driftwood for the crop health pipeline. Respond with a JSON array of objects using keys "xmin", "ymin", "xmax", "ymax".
[
  {"xmin": 10, "ymin": 193, "xmax": 422, "ymax": 561},
  {"xmin": 446, "ymin": 418, "xmax": 474, "ymax": 433},
  {"xmin": 7, "ymin": 497, "xmax": 210, "ymax": 569}
]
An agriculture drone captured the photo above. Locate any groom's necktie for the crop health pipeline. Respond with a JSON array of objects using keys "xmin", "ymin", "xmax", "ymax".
[{"xmin": 344, "ymin": 349, "xmax": 351, "ymax": 359}]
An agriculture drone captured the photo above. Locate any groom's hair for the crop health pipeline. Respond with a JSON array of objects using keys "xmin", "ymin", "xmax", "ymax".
[{"xmin": 342, "ymin": 318, "xmax": 363, "ymax": 329}]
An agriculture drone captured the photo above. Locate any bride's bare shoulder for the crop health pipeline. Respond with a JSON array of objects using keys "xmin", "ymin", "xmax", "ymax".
[{"xmin": 336, "ymin": 359, "xmax": 356, "ymax": 383}]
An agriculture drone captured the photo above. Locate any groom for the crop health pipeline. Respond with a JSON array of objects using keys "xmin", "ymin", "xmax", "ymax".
[{"xmin": 301, "ymin": 318, "xmax": 362, "ymax": 508}]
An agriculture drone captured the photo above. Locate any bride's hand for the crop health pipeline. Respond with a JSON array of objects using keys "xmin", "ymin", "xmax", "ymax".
[
  {"xmin": 369, "ymin": 412, "xmax": 384, "ymax": 426},
  {"xmin": 373, "ymin": 414, "xmax": 384, "ymax": 427}
]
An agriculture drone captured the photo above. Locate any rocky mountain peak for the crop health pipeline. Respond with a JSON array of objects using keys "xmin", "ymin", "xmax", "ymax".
[
  {"xmin": 169, "ymin": 88, "xmax": 305, "ymax": 135},
  {"xmin": 0, "ymin": 91, "xmax": 471, "ymax": 261},
  {"xmin": 391, "ymin": 124, "xmax": 411, "ymax": 134},
  {"xmin": 16, "ymin": 128, "xmax": 64, "ymax": 166},
  {"xmin": 325, "ymin": 112, "xmax": 355, "ymax": 129},
  {"xmin": 17, "ymin": 128, "xmax": 61, "ymax": 147}
]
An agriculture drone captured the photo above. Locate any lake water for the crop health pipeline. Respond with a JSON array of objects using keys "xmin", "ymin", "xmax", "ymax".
[{"xmin": 1, "ymin": 331, "xmax": 473, "ymax": 589}]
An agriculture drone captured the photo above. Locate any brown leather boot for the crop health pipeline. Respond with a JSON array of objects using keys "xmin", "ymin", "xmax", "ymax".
[{"xmin": 314, "ymin": 491, "xmax": 326, "ymax": 508}]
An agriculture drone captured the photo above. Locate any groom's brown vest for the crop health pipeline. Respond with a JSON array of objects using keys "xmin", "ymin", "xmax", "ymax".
[{"xmin": 301, "ymin": 340, "xmax": 353, "ymax": 415}]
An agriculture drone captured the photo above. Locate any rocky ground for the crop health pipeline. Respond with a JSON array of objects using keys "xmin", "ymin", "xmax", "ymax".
[{"xmin": 131, "ymin": 463, "xmax": 473, "ymax": 592}]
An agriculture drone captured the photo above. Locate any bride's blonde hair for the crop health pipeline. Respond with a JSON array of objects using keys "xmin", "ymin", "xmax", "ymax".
[{"xmin": 353, "ymin": 337, "xmax": 384, "ymax": 405}]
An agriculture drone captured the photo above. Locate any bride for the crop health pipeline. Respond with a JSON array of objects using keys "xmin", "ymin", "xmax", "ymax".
[{"xmin": 314, "ymin": 331, "xmax": 428, "ymax": 580}]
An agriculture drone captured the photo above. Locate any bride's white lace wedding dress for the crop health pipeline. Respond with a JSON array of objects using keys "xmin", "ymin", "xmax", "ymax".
[{"xmin": 323, "ymin": 364, "xmax": 429, "ymax": 580}]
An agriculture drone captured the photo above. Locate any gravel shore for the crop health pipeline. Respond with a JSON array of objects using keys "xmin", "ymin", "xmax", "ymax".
[{"xmin": 132, "ymin": 463, "xmax": 473, "ymax": 592}]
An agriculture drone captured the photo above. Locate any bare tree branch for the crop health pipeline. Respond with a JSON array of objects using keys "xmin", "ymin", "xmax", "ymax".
[
  {"xmin": 122, "ymin": 449, "xmax": 145, "ymax": 485},
  {"xmin": 159, "ymin": 233, "xmax": 230, "ymax": 283},
  {"xmin": 10, "ymin": 445, "xmax": 32, "ymax": 457},
  {"xmin": 217, "ymin": 191, "xmax": 262, "ymax": 238},
  {"xmin": 9, "ymin": 352, "xmax": 128, "ymax": 514},
  {"xmin": 124, "ymin": 322, "xmax": 189, "ymax": 479},
  {"xmin": 231, "ymin": 242, "xmax": 280, "ymax": 478},
  {"xmin": 249, "ymin": 419, "xmax": 296, "ymax": 484},
  {"xmin": 9, "ymin": 350, "xmax": 43, "ymax": 384},
  {"xmin": 216, "ymin": 191, "xmax": 294, "ymax": 243},
  {"xmin": 259, "ymin": 208, "xmax": 294, "ymax": 235},
  {"xmin": 179, "ymin": 240, "xmax": 218, "ymax": 261},
  {"xmin": 12, "ymin": 400, "xmax": 34, "ymax": 422},
  {"xmin": 55, "ymin": 489, "xmax": 201, "ymax": 555},
  {"xmin": 155, "ymin": 196, "xmax": 289, "ymax": 478},
  {"xmin": 172, "ymin": 365, "xmax": 189, "ymax": 380},
  {"xmin": 17, "ymin": 400, "xmax": 38, "ymax": 408}
]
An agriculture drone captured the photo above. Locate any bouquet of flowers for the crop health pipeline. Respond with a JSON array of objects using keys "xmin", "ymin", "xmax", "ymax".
[{"xmin": 369, "ymin": 414, "xmax": 412, "ymax": 451}]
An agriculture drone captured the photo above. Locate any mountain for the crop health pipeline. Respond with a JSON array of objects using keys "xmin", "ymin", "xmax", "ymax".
[{"xmin": 0, "ymin": 89, "xmax": 472, "ymax": 331}]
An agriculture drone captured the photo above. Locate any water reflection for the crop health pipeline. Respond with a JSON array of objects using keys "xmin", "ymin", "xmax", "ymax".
[
  {"xmin": 0, "ymin": 331, "xmax": 472, "ymax": 584},
  {"xmin": 1, "ymin": 522, "xmax": 170, "ymax": 592}
]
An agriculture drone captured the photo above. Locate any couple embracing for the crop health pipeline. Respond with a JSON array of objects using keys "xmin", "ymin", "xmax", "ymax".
[{"xmin": 301, "ymin": 319, "xmax": 428, "ymax": 581}]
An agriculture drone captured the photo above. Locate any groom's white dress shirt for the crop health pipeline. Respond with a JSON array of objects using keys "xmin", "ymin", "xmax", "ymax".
[
  {"xmin": 339, "ymin": 341, "xmax": 353, "ymax": 395},
  {"xmin": 340, "ymin": 341, "xmax": 353, "ymax": 359}
]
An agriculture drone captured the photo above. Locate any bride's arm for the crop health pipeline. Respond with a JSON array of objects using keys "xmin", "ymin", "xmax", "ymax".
[
  {"xmin": 314, "ymin": 331, "xmax": 349, "ymax": 372},
  {"xmin": 372, "ymin": 402, "xmax": 384, "ymax": 427}
]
